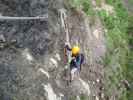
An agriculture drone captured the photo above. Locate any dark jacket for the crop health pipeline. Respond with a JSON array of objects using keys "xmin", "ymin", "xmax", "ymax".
[
  {"xmin": 70, "ymin": 54, "xmax": 84, "ymax": 71},
  {"xmin": 65, "ymin": 44, "xmax": 84, "ymax": 71}
]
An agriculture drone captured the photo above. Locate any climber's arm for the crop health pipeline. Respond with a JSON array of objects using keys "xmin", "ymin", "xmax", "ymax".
[{"xmin": 65, "ymin": 42, "xmax": 71, "ymax": 51}]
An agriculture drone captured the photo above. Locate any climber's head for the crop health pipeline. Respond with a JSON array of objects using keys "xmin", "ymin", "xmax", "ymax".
[{"xmin": 72, "ymin": 46, "xmax": 80, "ymax": 56}]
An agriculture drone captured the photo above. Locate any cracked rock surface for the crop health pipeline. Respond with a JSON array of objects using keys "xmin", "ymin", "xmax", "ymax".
[{"xmin": 0, "ymin": 0, "xmax": 106, "ymax": 100}]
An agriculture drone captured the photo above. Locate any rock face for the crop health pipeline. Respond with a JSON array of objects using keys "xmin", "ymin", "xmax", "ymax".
[
  {"xmin": 0, "ymin": 0, "xmax": 48, "ymax": 16},
  {"xmin": 0, "ymin": 0, "xmax": 106, "ymax": 100}
]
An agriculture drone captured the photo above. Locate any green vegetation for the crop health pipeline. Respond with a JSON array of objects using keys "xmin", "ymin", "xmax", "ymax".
[
  {"xmin": 95, "ymin": 0, "xmax": 102, "ymax": 7},
  {"xmin": 71, "ymin": 0, "xmax": 133, "ymax": 100},
  {"xmin": 70, "ymin": 96, "xmax": 76, "ymax": 100},
  {"xmin": 69, "ymin": 0, "xmax": 95, "ymax": 16},
  {"xmin": 69, "ymin": 95, "xmax": 88, "ymax": 100},
  {"xmin": 70, "ymin": 0, "xmax": 133, "ymax": 99},
  {"xmin": 80, "ymin": 94, "xmax": 88, "ymax": 100},
  {"xmin": 128, "ymin": 0, "xmax": 133, "ymax": 10},
  {"xmin": 128, "ymin": 14, "xmax": 133, "ymax": 45},
  {"xmin": 98, "ymin": 0, "xmax": 133, "ymax": 100}
]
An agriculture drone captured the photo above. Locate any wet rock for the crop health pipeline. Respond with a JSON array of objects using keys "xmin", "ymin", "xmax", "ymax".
[
  {"xmin": 55, "ymin": 53, "xmax": 61, "ymax": 61},
  {"xmin": 38, "ymin": 68, "xmax": 50, "ymax": 79},
  {"xmin": 96, "ymin": 96, "xmax": 99, "ymax": 100},
  {"xmin": 71, "ymin": 78, "xmax": 91, "ymax": 96},
  {"xmin": 96, "ymin": 79, "xmax": 100, "ymax": 83},
  {"xmin": 22, "ymin": 48, "xmax": 34, "ymax": 62},
  {"xmin": 0, "ymin": 43, "xmax": 5, "ymax": 49},
  {"xmin": 43, "ymin": 83, "xmax": 57, "ymax": 100},
  {"xmin": 99, "ymin": 86, "xmax": 104, "ymax": 91},
  {"xmin": 92, "ymin": 81, "xmax": 95, "ymax": 85},
  {"xmin": 101, "ymin": 93, "xmax": 104, "ymax": 99},
  {"xmin": 11, "ymin": 39, "xmax": 17, "ymax": 44},
  {"xmin": 49, "ymin": 58, "xmax": 58, "ymax": 70},
  {"xmin": 0, "ymin": 0, "xmax": 106, "ymax": 99},
  {"xmin": 76, "ymin": 96, "xmax": 80, "ymax": 100},
  {"xmin": 0, "ymin": 34, "xmax": 6, "ymax": 42},
  {"xmin": 105, "ymin": 96, "xmax": 110, "ymax": 100}
]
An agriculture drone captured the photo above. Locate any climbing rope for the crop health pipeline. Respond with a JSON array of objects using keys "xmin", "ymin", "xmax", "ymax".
[
  {"xmin": 59, "ymin": 8, "xmax": 71, "ymax": 65},
  {"xmin": 59, "ymin": 9, "xmax": 72, "ymax": 85}
]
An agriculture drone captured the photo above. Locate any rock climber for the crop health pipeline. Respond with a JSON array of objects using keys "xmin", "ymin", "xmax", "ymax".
[{"xmin": 65, "ymin": 43, "xmax": 84, "ymax": 82}]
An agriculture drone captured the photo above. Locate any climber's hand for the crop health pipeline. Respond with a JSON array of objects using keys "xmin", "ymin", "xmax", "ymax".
[{"xmin": 65, "ymin": 42, "xmax": 70, "ymax": 47}]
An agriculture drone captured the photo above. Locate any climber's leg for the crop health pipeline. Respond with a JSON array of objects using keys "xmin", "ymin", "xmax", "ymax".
[{"xmin": 70, "ymin": 67, "xmax": 78, "ymax": 81}]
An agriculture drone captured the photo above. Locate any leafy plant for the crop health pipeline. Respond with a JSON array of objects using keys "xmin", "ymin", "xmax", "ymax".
[
  {"xmin": 70, "ymin": 0, "xmax": 95, "ymax": 16},
  {"xmin": 96, "ymin": 0, "xmax": 102, "ymax": 7},
  {"xmin": 70, "ymin": 0, "xmax": 133, "ymax": 99},
  {"xmin": 99, "ymin": 0, "xmax": 133, "ymax": 100},
  {"xmin": 80, "ymin": 94, "xmax": 88, "ymax": 100}
]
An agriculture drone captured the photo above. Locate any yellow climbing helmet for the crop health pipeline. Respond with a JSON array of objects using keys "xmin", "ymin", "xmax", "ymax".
[{"xmin": 72, "ymin": 46, "xmax": 80, "ymax": 55}]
